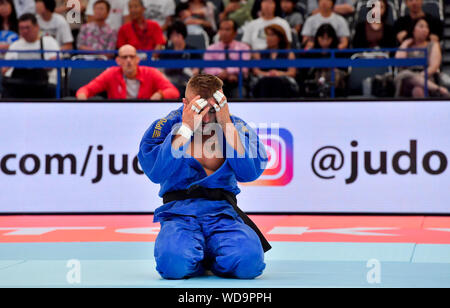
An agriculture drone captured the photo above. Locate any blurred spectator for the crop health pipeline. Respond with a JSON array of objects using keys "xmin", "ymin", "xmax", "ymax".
[
  {"xmin": 1, "ymin": 13, "xmax": 60, "ymax": 98},
  {"xmin": 86, "ymin": 0, "xmax": 130, "ymax": 31},
  {"xmin": 303, "ymin": 23, "xmax": 346, "ymax": 96},
  {"xmin": 117, "ymin": 0, "xmax": 165, "ymax": 52},
  {"xmin": 251, "ymin": 24, "xmax": 298, "ymax": 98},
  {"xmin": 180, "ymin": 0, "xmax": 217, "ymax": 39},
  {"xmin": 174, "ymin": 1, "xmax": 210, "ymax": 44},
  {"xmin": 307, "ymin": 0, "xmax": 354, "ymax": 17},
  {"xmin": 394, "ymin": 18, "xmax": 448, "ymax": 97},
  {"xmin": 77, "ymin": 0, "xmax": 117, "ymax": 56},
  {"xmin": 352, "ymin": 0, "xmax": 396, "ymax": 48},
  {"xmin": 301, "ymin": 0, "xmax": 350, "ymax": 49},
  {"xmin": 55, "ymin": 0, "xmax": 88, "ymax": 47},
  {"xmin": 76, "ymin": 44, "xmax": 180, "ymax": 99},
  {"xmin": 0, "ymin": 0, "xmax": 19, "ymax": 51},
  {"xmin": 36, "ymin": 0, "xmax": 74, "ymax": 50},
  {"xmin": 242, "ymin": 0, "xmax": 292, "ymax": 50},
  {"xmin": 219, "ymin": 0, "xmax": 254, "ymax": 28},
  {"xmin": 159, "ymin": 21, "xmax": 200, "ymax": 95},
  {"xmin": 394, "ymin": 0, "xmax": 443, "ymax": 44},
  {"xmin": 12, "ymin": 0, "xmax": 35, "ymax": 19},
  {"xmin": 280, "ymin": 0, "xmax": 303, "ymax": 34},
  {"xmin": 203, "ymin": 18, "xmax": 251, "ymax": 98},
  {"xmin": 143, "ymin": 0, "xmax": 175, "ymax": 31}
]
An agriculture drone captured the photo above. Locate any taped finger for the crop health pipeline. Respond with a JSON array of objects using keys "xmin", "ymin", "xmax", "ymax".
[
  {"xmin": 196, "ymin": 98, "xmax": 208, "ymax": 109},
  {"xmin": 191, "ymin": 105, "xmax": 200, "ymax": 113}
]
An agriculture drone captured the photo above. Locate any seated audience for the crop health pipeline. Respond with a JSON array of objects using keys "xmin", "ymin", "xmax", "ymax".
[
  {"xmin": 303, "ymin": 23, "xmax": 347, "ymax": 97},
  {"xmin": 242, "ymin": 0, "xmax": 292, "ymax": 50},
  {"xmin": 86, "ymin": 0, "xmax": 129, "ymax": 31},
  {"xmin": 12, "ymin": 0, "xmax": 35, "ymax": 19},
  {"xmin": 159, "ymin": 21, "xmax": 201, "ymax": 95},
  {"xmin": 352, "ymin": 0, "xmax": 397, "ymax": 49},
  {"xmin": 281, "ymin": 0, "xmax": 303, "ymax": 34},
  {"xmin": 77, "ymin": 0, "xmax": 117, "ymax": 56},
  {"xmin": 395, "ymin": 18, "xmax": 449, "ymax": 97},
  {"xmin": 251, "ymin": 24, "xmax": 298, "ymax": 98},
  {"xmin": 306, "ymin": 0, "xmax": 354, "ymax": 17},
  {"xmin": 117, "ymin": 0, "xmax": 165, "ymax": 52},
  {"xmin": 0, "ymin": 0, "xmax": 19, "ymax": 51},
  {"xmin": 301, "ymin": 0, "xmax": 350, "ymax": 49},
  {"xmin": 55, "ymin": 0, "xmax": 88, "ymax": 47},
  {"xmin": 394, "ymin": 0, "xmax": 443, "ymax": 44},
  {"xmin": 219, "ymin": 0, "xmax": 254, "ymax": 28},
  {"xmin": 203, "ymin": 18, "xmax": 251, "ymax": 98},
  {"xmin": 76, "ymin": 44, "xmax": 179, "ymax": 100},
  {"xmin": 143, "ymin": 0, "xmax": 175, "ymax": 32},
  {"xmin": 35, "ymin": 0, "xmax": 74, "ymax": 50},
  {"xmin": 2, "ymin": 13, "xmax": 60, "ymax": 98}
]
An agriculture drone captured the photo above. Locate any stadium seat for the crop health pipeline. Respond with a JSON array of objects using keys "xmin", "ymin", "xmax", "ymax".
[
  {"xmin": 67, "ymin": 55, "xmax": 108, "ymax": 97},
  {"xmin": 186, "ymin": 33, "xmax": 209, "ymax": 50},
  {"xmin": 348, "ymin": 52, "xmax": 392, "ymax": 95}
]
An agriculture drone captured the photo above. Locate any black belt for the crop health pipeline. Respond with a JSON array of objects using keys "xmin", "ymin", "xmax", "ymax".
[{"xmin": 163, "ymin": 185, "xmax": 272, "ymax": 253}]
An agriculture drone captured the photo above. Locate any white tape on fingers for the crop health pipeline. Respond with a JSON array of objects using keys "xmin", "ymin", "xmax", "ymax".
[
  {"xmin": 213, "ymin": 91, "xmax": 227, "ymax": 108},
  {"xmin": 191, "ymin": 105, "xmax": 200, "ymax": 113},
  {"xmin": 213, "ymin": 91, "xmax": 224, "ymax": 103},
  {"xmin": 213, "ymin": 104, "xmax": 221, "ymax": 112},
  {"xmin": 196, "ymin": 98, "xmax": 208, "ymax": 109}
]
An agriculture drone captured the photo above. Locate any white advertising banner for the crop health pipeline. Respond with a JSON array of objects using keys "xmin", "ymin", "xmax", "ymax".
[{"xmin": 0, "ymin": 101, "xmax": 449, "ymax": 213}]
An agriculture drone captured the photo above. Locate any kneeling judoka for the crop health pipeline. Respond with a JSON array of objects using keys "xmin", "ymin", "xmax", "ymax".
[{"xmin": 138, "ymin": 74, "xmax": 271, "ymax": 279}]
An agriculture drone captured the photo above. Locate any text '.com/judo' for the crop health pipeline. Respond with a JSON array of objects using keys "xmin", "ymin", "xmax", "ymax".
[
  {"xmin": 311, "ymin": 140, "xmax": 448, "ymax": 184},
  {"xmin": 0, "ymin": 124, "xmax": 285, "ymax": 184}
]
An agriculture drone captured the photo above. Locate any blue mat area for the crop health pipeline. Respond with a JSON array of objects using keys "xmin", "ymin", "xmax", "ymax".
[{"xmin": 0, "ymin": 242, "xmax": 449, "ymax": 287}]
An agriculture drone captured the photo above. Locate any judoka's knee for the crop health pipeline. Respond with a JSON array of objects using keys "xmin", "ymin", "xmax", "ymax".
[
  {"xmin": 233, "ymin": 245, "xmax": 266, "ymax": 279},
  {"xmin": 214, "ymin": 241, "xmax": 265, "ymax": 279},
  {"xmin": 156, "ymin": 249, "xmax": 204, "ymax": 279}
]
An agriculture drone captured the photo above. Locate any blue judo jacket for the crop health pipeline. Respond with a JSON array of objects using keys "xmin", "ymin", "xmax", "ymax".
[{"xmin": 138, "ymin": 106, "xmax": 268, "ymax": 223}]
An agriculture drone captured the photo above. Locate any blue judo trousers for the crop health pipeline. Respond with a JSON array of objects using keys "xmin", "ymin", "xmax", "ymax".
[{"xmin": 138, "ymin": 106, "xmax": 269, "ymax": 279}]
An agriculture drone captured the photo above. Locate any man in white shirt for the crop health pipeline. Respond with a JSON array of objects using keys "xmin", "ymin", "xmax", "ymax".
[
  {"xmin": 301, "ymin": 0, "xmax": 350, "ymax": 49},
  {"xmin": 86, "ymin": 0, "xmax": 130, "ymax": 31},
  {"xmin": 35, "ymin": 0, "xmax": 74, "ymax": 50},
  {"xmin": 143, "ymin": 0, "xmax": 175, "ymax": 31},
  {"xmin": 1, "ymin": 13, "xmax": 60, "ymax": 98},
  {"xmin": 241, "ymin": 0, "xmax": 292, "ymax": 50}
]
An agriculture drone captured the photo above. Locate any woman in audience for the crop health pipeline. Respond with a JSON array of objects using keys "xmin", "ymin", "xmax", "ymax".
[
  {"xmin": 251, "ymin": 24, "xmax": 298, "ymax": 98},
  {"xmin": 242, "ymin": 0, "xmax": 292, "ymax": 50},
  {"xmin": 0, "ymin": 0, "xmax": 18, "ymax": 51},
  {"xmin": 352, "ymin": 0, "xmax": 396, "ymax": 49},
  {"xmin": 395, "ymin": 17, "xmax": 449, "ymax": 97},
  {"xmin": 302, "ymin": 23, "xmax": 347, "ymax": 97}
]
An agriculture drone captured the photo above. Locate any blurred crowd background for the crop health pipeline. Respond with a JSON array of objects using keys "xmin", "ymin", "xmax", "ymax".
[{"xmin": 0, "ymin": 0, "xmax": 449, "ymax": 99}]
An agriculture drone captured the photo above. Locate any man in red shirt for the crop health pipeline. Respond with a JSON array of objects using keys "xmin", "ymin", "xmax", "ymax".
[
  {"xmin": 116, "ymin": 0, "xmax": 165, "ymax": 52},
  {"xmin": 76, "ymin": 44, "xmax": 179, "ymax": 100}
]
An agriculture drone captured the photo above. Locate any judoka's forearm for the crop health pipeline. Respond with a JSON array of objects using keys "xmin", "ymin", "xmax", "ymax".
[
  {"xmin": 171, "ymin": 134, "xmax": 190, "ymax": 150},
  {"xmin": 221, "ymin": 119, "xmax": 245, "ymax": 156}
]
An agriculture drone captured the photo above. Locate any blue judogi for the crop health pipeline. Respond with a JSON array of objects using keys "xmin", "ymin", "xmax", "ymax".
[{"xmin": 138, "ymin": 106, "xmax": 268, "ymax": 279}]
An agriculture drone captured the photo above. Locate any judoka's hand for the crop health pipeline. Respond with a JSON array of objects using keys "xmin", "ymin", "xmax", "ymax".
[
  {"xmin": 209, "ymin": 90, "xmax": 231, "ymax": 126},
  {"xmin": 182, "ymin": 95, "xmax": 211, "ymax": 131}
]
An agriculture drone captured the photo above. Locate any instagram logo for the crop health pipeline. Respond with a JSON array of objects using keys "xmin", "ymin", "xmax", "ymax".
[{"xmin": 243, "ymin": 128, "xmax": 293, "ymax": 186}]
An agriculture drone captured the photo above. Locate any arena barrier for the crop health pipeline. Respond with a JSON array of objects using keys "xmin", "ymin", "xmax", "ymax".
[{"xmin": 0, "ymin": 99, "xmax": 449, "ymax": 214}]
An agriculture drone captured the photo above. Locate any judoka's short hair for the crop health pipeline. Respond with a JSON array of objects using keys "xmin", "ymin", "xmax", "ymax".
[{"xmin": 186, "ymin": 74, "xmax": 223, "ymax": 99}]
